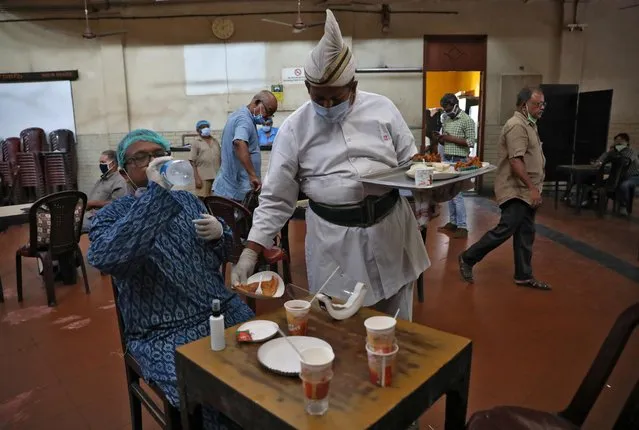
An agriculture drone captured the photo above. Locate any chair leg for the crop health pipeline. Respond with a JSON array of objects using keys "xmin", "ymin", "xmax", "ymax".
[
  {"xmin": 77, "ymin": 247, "xmax": 91, "ymax": 295},
  {"xmin": 40, "ymin": 252, "xmax": 57, "ymax": 307},
  {"xmin": 166, "ymin": 402, "xmax": 182, "ymax": 430},
  {"xmin": 126, "ymin": 368, "xmax": 143, "ymax": 430},
  {"xmin": 0, "ymin": 274, "xmax": 4, "ymax": 303},
  {"xmin": 16, "ymin": 251, "xmax": 23, "ymax": 302}
]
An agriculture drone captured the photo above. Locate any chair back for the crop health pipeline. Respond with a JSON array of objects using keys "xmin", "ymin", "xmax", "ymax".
[
  {"xmin": 242, "ymin": 189, "xmax": 260, "ymax": 213},
  {"xmin": 2, "ymin": 137, "xmax": 21, "ymax": 165},
  {"xmin": 20, "ymin": 127, "xmax": 47, "ymax": 152},
  {"xmin": 560, "ymin": 302, "xmax": 639, "ymax": 427},
  {"xmin": 49, "ymin": 129, "xmax": 75, "ymax": 152},
  {"xmin": 110, "ymin": 276, "xmax": 128, "ymax": 351},
  {"xmin": 597, "ymin": 157, "xmax": 631, "ymax": 193},
  {"xmin": 203, "ymin": 196, "xmax": 252, "ymax": 264},
  {"xmin": 26, "ymin": 190, "xmax": 87, "ymax": 256},
  {"xmin": 43, "ymin": 153, "xmax": 72, "ymax": 189}
]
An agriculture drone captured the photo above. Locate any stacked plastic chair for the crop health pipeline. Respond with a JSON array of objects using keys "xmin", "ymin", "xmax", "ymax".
[
  {"xmin": 20, "ymin": 127, "xmax": 47, "ymax": 152},
  {"xmin": 49, "ymin": 129, "xmax": 78, "ymax": 189},
  {"xmin": 16, "ymin": 151, "xmax": 45, "ymax": 202}
]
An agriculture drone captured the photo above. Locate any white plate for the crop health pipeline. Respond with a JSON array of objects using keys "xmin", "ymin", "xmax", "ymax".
[
  {"xmin": 405, "ymin": 169, "xmax": 459, "ymax": 181},
  {"xmin": 481, "ymin": 161, "xmax": 490, "ymax": 168},
  {"xmin": 234, "ymin": 271, "xmax": 285, "ymax": 299},
  {"xmin": 257, "ymin": 336, "xmax": 333, "ymax": 376},
  {"xmin": 237, "ymin": 320, "xmax": 279, "ymax": 343}
]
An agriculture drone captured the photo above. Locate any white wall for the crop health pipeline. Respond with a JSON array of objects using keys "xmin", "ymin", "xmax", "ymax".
[{"xmin": 0, "ymin": 0, "xmax": 636, "ymax": 192}]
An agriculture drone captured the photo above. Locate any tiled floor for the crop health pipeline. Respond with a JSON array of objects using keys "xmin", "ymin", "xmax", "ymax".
[{"xmin": 1, "ymin": 195, "xmax": 638, "ymax": 429}]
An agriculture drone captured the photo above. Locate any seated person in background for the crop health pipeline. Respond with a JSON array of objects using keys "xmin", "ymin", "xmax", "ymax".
[
  {"xmin": 88, "ymin": 129, "xmax": 253, "ymax": 429},
  {"xmin": 595, "ymin": 133, "xmax": 639, "ymax": 214},
  {"xmin": 257, "ymin": 118, "xmax": 279, "ymax": 147},
  {"xmin": 81, "ymin": 150, "xmax": 128, "ymax": 233}
]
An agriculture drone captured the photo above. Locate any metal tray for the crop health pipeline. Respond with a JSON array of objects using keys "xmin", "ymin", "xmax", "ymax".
[{"xmin": 358, "ymin": 164, "xmax": 497, "ymax": 192}]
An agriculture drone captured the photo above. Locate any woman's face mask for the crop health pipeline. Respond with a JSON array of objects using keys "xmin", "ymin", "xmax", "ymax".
[
  {"xmin": 200, "ymin": 127, "xmax": 211, "ymax": 137},
  {"xmin": 312, "ymin": 100, "xmax": 352, "ymax": 123}
]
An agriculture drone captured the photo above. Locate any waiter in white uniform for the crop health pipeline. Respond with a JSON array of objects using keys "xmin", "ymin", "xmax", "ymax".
[{"xmin": 231, "ymin": 10, "xmax": 430, "ymax": 321}]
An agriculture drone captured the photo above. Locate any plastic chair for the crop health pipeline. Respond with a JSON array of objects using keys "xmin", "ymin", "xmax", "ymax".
[
  {"xmin": 467, "ymin": 303, "xmax": 639, "ymax": 430},
  {"xmin": 20, "ymin": 127, "xmax": 47, "ymax": 152},
  {"xmin": 595, "ymin": 157, "xmax": 631, "ymax": 217},
  {"xmin": 15, "ymin": 191, "xmax": 90, "ymax": 306},
  {"xmin": 111, "ymin": 277, "xmax": 182, "ymax": 430}
]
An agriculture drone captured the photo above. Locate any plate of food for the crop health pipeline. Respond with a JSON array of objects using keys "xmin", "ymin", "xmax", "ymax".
[
  {"xmin": 236, "ymin": 320, "xmax": 279, "ymax": 343},
  {"xmin": 454, "ymin": 157, "xmax": 483, "ymax": 172},
  {"xmin": 410, "ymin": 153, "xmax": 441, "ymax": 164},
  {"xmin": 257, "ymin": 336, "xmax": 333, "ymax": 376},
  {"xmin": 233, "ymin": 271, "xmax": 285, "ymax": 299}
]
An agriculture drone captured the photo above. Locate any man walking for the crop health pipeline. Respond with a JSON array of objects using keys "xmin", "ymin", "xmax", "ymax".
[
  {"xmin": 458, "ymin": 87, "xmax": 551, "ymax": 290},
  {"xmin": 436, "ymin": 93, "xmax": 476, "ymax": 238}
]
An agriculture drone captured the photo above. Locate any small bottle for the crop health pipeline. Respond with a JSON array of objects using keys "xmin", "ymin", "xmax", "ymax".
[
  {"xmin": 210, "ymin": 299, "xmax": 225, "ymax": 351},
  {"xmin": 159, "ymin": 160, "xmax": 194, "ymax": 187}
]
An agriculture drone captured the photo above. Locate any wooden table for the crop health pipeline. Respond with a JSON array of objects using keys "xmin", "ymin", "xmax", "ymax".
[
  {"xmin": 0, "ymin": 203, "xmax": 32, "ymax": 230},
  {"xmin": 176, "ymin": 307, "xmax": 472, "ymax": 430}
]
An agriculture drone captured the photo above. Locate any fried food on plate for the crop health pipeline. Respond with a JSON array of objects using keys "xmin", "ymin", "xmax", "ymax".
[
  {"xmin": 235, "ymin": 276, "xmax": 279, "ymax": 297},
  {"xmin": 411, "ymin": 153, "xmax": 441, "ymax": 163},
  {"xmin": 260, "ymin": 276, "xmax": 279, "ymax": 297},
  {"xmin": 454, "ymin": 157, "xmax": 482, "ymax": 171}
]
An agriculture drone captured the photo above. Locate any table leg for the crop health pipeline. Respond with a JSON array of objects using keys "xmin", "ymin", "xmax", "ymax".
[
  {"xmin": 444, "ymin": 367, "xmax": 471, "ymax": 430},
  {"xmin": 417, "ymin": 226, "xmax": 426, "ymax": 303},
  {"xmin": 575, "ymin": 177, "xmax": 583, "ymax": 214},
  {"xmin": 177, "ymin": 357, "xmax": 203, "ymax": 430},
  {"xmin": 554, "ymin": 179, "xmax": 559, "ymax": 210}
]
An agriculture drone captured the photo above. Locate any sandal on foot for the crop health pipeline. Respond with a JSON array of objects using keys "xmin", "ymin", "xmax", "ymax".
[{"xmin": 515, "ymin": 279, "xmax": 551, "ymax": 291}]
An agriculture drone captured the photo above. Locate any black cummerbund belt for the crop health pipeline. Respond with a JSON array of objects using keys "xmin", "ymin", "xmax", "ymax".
[{"xmin": 308, "ymin": 189, "xmax": 400, "ymax": 228}]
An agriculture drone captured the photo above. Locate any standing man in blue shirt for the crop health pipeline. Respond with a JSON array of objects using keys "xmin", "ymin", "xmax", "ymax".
[
  {"xmin": 213, "ymin": 90, "xmax": 278, "ymax": 201},
  {"xmin": 257, "ymin": 118, "xmax": 279, "ymax": 147}
]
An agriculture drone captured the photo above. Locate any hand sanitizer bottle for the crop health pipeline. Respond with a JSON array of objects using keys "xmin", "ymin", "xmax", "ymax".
[{"xmin": 210, "ymin": 299, "xmax": 225, "ymax": 351}]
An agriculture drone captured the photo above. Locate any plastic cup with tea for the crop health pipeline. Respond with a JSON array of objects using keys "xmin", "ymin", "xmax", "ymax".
[
  {"xmin": 364, "ymin": 315, "xmax": 397, "ymax": 353},
  {"xmin": 366, "ymin": 342, "xmax": 399, "ymax": 387},
  {"xmin": 299, "ymin": 346, "xmax": 335, "ymax": 415},
  {"xmin": 284, "ymin": 299, "xmax": 311, "ymax": 336}
]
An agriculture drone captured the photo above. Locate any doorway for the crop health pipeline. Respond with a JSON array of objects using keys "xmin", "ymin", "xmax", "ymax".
[
  {"xmin": 425, "ymin": 71, "xmax": 481, "ymax": 158},
  {"xmin": 422, "ymin": 35, "xmax": 487, "ymax": 191}
]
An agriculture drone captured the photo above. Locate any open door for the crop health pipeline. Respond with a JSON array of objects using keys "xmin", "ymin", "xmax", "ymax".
[
  {"xmin": 574, "ymin": 90, "xmax": 614, "ymax": 164},
  {"xmin": 538, "ymin": 84, "xmax": 579, "ymax": 182}
]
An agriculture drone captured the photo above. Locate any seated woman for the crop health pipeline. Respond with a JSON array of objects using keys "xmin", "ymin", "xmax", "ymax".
[{"xmin": 88, "ymin": 129, "xmax": 253, "ymax": 429}]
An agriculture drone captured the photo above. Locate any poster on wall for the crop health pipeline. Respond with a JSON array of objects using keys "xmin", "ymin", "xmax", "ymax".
[{"xmin": 281, "ymin": 67, "xmax": 305, "ymax": 85}]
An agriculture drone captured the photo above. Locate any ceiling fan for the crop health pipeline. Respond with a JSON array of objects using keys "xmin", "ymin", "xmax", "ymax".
[
  {"xmin": 261, "ymin": 0, "xmax": 325, "ymax": 34},
  {"xmin": 82, "ymin": 0, "xmax": 127, "ymax": 39}
]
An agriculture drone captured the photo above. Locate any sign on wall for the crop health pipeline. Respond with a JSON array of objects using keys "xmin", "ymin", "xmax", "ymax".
[{"xmin": 281, "ymin": 67, "xmax": 305, "ymax": 85}]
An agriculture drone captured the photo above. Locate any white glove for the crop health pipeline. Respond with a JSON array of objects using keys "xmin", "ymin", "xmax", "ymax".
[
  {"xmin": 146, "ymin": 156, "xmax": 173, "ymax": 189},
  {"xmin": 192, "ymin": 214, "xmax": 223, "ymax": 241},
  {"xmin": 231, "ymin": 248, "xmax": 258, "ymax": 287}
]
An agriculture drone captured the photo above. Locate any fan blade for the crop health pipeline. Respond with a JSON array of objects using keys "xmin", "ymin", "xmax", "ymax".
[
  {"xmin": 305, "ymin": 22, "xmax": 326, "ymax": 28},
  {"xmin": 96, "ymin": 31, "xmax": 127, "ymax": 37},
  {"xmin": 261, "ymin": 18, "xmax": 294, "ymax": 27}
]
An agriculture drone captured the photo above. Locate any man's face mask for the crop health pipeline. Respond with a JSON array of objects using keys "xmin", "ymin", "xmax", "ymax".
[
  {"xmin": 312, "ymin": 100, "xmax": 351, "ymax": 123},
  {"xmin": 263, "ymin": 126, "xmax": 271, "ymax": 132},
  {"xmin": 615, "ymin": 144, "xmax": 627, "ymax": 152},
  {"xmin": 200, "ymin": 127, "xmax": 211, "ymax": 137},
  {"xmin": 443, "ymin": 104, "xmax": 460, "ymax": 120},
  {"xmin": 99, "ymin": 161, "xmax": 112, "ymax": 175}
]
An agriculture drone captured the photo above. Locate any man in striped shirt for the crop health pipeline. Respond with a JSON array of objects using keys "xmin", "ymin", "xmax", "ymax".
[{"xmin": 435, "ymin": 93, "xmax": 477, "ymax": 238}]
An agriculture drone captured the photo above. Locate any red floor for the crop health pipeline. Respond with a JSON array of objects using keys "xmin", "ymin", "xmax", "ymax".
[{"xmin": 1, "ymin": 196, "xmax": 638, "ymax": 429}]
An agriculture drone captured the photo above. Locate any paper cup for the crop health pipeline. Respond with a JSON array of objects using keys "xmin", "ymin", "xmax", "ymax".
[
  {"xmin": 366, "ymin": 343, "xmax": 399, "ymax": 387},
  {"xmin": 364, "ymin": 316, "xmax": 397, "ymax": 353},
  {"xmin": 414, "ymin": 166, "xmax": 434, "ymax": 187},
  {"xmin": 299, "ymin": 347, "xmax": 335, "ymax": 415},
  {"xmin": 284, "ymin": 300, "xmax": 311, "ymax": 336}
]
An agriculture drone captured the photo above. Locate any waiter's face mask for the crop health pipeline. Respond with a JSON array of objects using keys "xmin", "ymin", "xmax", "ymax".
[
  {"xmin": 308, "ymin": 81, "xmax": 357, "ymax": 124},
  {"xmin": 443, "ymin": 103, "xmax": 460, "ymax": 119}
]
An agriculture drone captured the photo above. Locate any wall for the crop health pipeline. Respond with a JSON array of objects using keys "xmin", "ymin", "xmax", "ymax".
[{"xmin": 0, "ymin": 0, "xmax": 637, "ymax": 193}]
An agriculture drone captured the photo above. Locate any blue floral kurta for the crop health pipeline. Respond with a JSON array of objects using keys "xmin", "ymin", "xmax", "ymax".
[{"xmin": 88, "ymin": 182, "xmax": 253, "ymax": 428}]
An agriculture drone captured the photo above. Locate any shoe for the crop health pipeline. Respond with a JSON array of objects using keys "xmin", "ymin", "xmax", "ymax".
[
  {"xmin": 453, "ymin": 228, "xmax": 468, "ymax": 239},
  {"xmin": 515, "ymin": 278, "xmax": 551, "ymax": 290},
  {"xmin": 458, "ymin": 254, "xmax": 474, "ymax": 283},
  {"xmin": 438, "ymin": 222, "xmax": 457, "ymax": 232}
]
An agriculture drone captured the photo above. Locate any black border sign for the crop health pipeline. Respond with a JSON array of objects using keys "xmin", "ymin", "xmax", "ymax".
[{"xmin": 0, "ymin": 70, "xmax": 79, "ymax": 83}]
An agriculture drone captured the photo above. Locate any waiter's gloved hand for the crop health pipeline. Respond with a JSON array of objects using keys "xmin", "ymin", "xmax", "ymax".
[
  {"xmin": 192, "ymin": 214, "xmax": 223, "ymax": 241},
  {"xmin": 146, "ymin": 156, "xmax": 173, "ymax": 189},
  {"xmin": 231, "ymin": 248, "xmax": 259, "ymax": 287}
]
